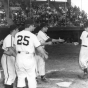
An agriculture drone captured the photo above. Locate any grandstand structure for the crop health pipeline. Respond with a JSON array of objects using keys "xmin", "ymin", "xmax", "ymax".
[
  {"xmin": 31, "ymin": 0, "xmax": 71, "ymax": 6},
  {"xmin": 0, "ymin": 0, "xmax": 87, "ymax": 27},
  {"xmin": 28, "ymin": 0, "xmax": 71, "ymax": 12}
]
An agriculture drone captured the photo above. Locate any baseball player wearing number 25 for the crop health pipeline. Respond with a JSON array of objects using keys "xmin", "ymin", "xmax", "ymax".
[
  {"xmin": 79, "ymin": 22, "xmax": 88, "ymax": 79},
  {"xmin": 14, "ymin": 21, "xmax": 48, "ymax": 88}
]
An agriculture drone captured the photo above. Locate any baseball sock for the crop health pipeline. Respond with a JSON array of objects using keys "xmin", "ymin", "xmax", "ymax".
[{"xmin": 84, "ymin": 68, "xmax": 87, "ymax": 74}]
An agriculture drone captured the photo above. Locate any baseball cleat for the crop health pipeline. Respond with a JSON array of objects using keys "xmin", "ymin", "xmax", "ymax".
[
  {"xmin": 41, "ymin": 77, "xmax": 49, "ymax": 83},
  {"xmin": 78, "ymin": 74, "xmax": 88, "ymax": 79},
  {"xmin": 36, "ymin": 79, "xmax": 41, "ymax": 84},
  {"xmin": 36, "ymin": 77, "xmax": 41, "ymax": 84}
]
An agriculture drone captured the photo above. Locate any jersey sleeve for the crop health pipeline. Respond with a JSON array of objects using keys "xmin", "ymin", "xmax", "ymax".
[
  {"xmin": 43, "ymin": 35, "xmax": 50, "ymax": 41},
  {"xmin": 37, "ymin": 31, "xmax": 50, "ymax": 43},
  {"xmin": 32, "ymin": 34, "xmax": 41, "ymax": 48},
  {"xmin": 2, "ymin": 35, "xmax": 12, "ymax": 50},
  {"xmin": 41, "ymin": 32, "xmax": 49, "ymax": 41}
]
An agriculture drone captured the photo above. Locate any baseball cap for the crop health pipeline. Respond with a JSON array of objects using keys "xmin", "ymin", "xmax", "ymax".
[
  {"xmin": 25, "ymin": 18, "xmax": 38, "ymax": 28},
  {"xmin": 40, "ymin": 23, "xmax": 48, "ymax": 28},
  {"xmin": 25, "ymin": 18, "xmax": 34, "ymax": 25},
  {"xmin": 10, "ymin": 24, "xmax": 18, "ymax": 29},
  {"xmin": 9, "ymin": 24, "xmax": 18, "ymax": 32}
]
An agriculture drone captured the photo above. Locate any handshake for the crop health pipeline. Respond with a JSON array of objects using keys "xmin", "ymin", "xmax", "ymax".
[
  {"xmin": 47, "ymin": 38, "xmax": 65, "ymax": 45},
  {"xmin": 53, "ymin": 38, "xmax": 65, "ymax": 45}
]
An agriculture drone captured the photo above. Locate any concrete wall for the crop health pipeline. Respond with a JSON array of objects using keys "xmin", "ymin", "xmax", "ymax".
[{"xmin": 47, "ymin": 27, "xmax": 83, "ymax": 43}]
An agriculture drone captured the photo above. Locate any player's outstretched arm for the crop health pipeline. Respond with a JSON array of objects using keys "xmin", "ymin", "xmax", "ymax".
[
  {"xmin": 41, "ymin": 41, "xmax": 52, "ymax": 46},
  {"xmin": 52, "ymin": 37, "xmax": 65, "ymax": 43},
  {"xmin": 45, "ymin": 37, "xmax": 65, "ymax": 45}
]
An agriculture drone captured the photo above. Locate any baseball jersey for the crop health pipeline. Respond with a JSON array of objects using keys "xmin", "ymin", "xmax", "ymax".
[
  {"xmin": 80, "ymin": 31, "xmax": 88, "ymax": 46},
  {"xmin": 14, "ymin": 30, "xmax": 41, "ymax": 53},
  {"xmin": 2, "ymin": 34, "xmax": 14, "ymax": 51},
  {"xmin": 37, "ymin": 30, "xmax": 50, "ymax": 44}
]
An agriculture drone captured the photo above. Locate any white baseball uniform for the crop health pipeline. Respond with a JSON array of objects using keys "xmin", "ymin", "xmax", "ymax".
[
  {"xmin": 36, "ymin": 30, "xmax": 49, "ymax": 76},
  {"xmin": 14, "ymin": 30, "xmax": 41, "ymax": 88},
  {"xmin": 1, "ymin": 34, "xmax": 16, "ymax": 85},
  {"xmin": 79, "ymin": 31, "xmax": 88, "ymax": 70}
]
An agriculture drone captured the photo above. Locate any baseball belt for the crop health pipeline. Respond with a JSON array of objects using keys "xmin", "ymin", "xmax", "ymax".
[{"xmin": 17, "ymin": 51, "xmax": 29, "ymax": 54}]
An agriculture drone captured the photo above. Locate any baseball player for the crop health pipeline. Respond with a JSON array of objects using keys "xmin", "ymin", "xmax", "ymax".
[
  {"xmin": 35, "ymin": 23, "xmax": 64, "ymax": 82},
  {"xmin": 14, "ymin": 20, "xmax": 48, "ymax": 88},
  {"xmin": 1, "ymin": 25, "xmax": 19, "ymax": 88},
  {"xmin": 79, "ymin": 22, "xmax": 88, "ymax": 79}
]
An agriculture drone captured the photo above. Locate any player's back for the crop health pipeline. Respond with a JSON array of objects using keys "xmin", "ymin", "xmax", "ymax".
[{"xmin": 14, "ymin": 30, "xmax": 36, "ymax": 54}]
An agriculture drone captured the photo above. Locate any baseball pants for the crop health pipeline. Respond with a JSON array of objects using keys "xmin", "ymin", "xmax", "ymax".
[
  {"xmin": 1, "ymin": 54, "xmax": 16, "ymax": 85},
  {"xmin": 79, "ymin": 46, "xmax": 88, "ymax": 70},
  {"xmin": 35, "ymin": 54, "xmax": 45, "ymax": 76},
  {"xmin": 15, "ymin": 52, "xmax": 37, "ymax": 88}
]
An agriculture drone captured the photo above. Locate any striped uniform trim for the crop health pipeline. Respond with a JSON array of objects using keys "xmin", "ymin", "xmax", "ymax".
[{"xmin": 5, "ymin": 55, "xmax": 9, "ymax": 84}]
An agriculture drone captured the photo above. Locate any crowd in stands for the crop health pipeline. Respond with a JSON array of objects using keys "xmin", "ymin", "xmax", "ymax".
[{"xmin": 0, "ymin": 0, "xmax": 88, "ymax": 27}]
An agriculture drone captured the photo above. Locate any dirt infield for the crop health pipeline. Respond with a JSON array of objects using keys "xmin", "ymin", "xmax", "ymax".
[
  {"xmin": 37, "ymin": 43, "xmax": 88, "ymax": 88},
  {"xmin": 1, "ymin": 43, "xmax": 88, "ymax": 88}
]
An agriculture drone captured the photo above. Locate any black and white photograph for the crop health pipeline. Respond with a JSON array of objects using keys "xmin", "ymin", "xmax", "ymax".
[{"xmin": 0, "ymin": 0, "xmax": 88, "ymax": 88}]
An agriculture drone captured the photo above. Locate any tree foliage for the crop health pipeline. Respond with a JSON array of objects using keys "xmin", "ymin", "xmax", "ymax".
[{"xmin": 1, "ymin": 0, "xmax": 14, "ymax": 26}]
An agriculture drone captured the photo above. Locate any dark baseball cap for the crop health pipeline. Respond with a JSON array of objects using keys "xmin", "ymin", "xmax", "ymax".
[
  {"xmin": 10, "ymin": 24, "xmax": 18, "ymax": 29},
  {"xmin": 40, "ymin": 23, "xmax": 48, "ymax": 28},
  {"xmin": 25, "ymin": 18, "xmax": 38, "ymax": 28},
  {"xmin": 6, "ymin": 24, "xmax": 18, "ymax": 33},
  {"xmin": 25, "ymin": 18, "xmax": 34, "ymax": 25}
]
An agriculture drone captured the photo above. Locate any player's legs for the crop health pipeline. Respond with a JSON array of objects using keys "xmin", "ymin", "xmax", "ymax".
[
  {"xmin": 79, "ymin": 47, "xmax": 88, "ymax": 70},
  {"xmin": 79, "ymin": 47, "xmax": 88, "ymax": 79},
  {"xmin": 17, "ymin": 70, "xmax": 36, "ymax": 88},
  {"xmin": 37, "ymin": 56, "xmax": 45, "ymax": 76},
  {"xmin": 16, "ymin": 53, "xmax": 36, "ymax": 88},
  {"xmin": 6, "ymin": 56, "xmax": 16, "ymax": 84},
  {"xmin": 35, "ymin": 55, "xmax": 42, "ymax": 84},
  {"xmin": 15, "ymin": 56, "xmax": 26, "ymax": 88},
  {"xmin": 17, "ymin": 74, "xmax": 26, "ymax": 87},
  {"xmin": 1, "ymin": 55, "xmax": 16, "ymax": 88},
  {"xmin": 26, "ymin": 64, "xmax": 37, "ymax": 88},
  {"xmin": 1, "ymin": 55, "xmax": 16, "ymax": 84},
  {"xmin": 35, "ymin": 54, "xmax": 40, "ymax": 76},
  {"xmin": 36, "ymin": 55, "xmax": 48, "ymax": 82},
  {"xmin": 1, "ymin": 55, "xmax": 8, "ymax": 82}
]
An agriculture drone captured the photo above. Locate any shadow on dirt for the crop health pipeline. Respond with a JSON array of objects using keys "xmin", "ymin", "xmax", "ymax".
[{"xmin": 46, "ymin": 70, "xmax": 80, "ymax": 79}]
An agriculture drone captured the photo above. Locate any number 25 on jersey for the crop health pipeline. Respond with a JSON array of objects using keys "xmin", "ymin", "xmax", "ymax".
[{"xmin": 17, "ymin": 35, "xmax": 30, "ymax": 46}]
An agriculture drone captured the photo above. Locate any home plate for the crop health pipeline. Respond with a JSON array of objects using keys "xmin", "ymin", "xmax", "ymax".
[{"xmin": 56, "ymin": 81, "xmax": 72, "ymax": 87}]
